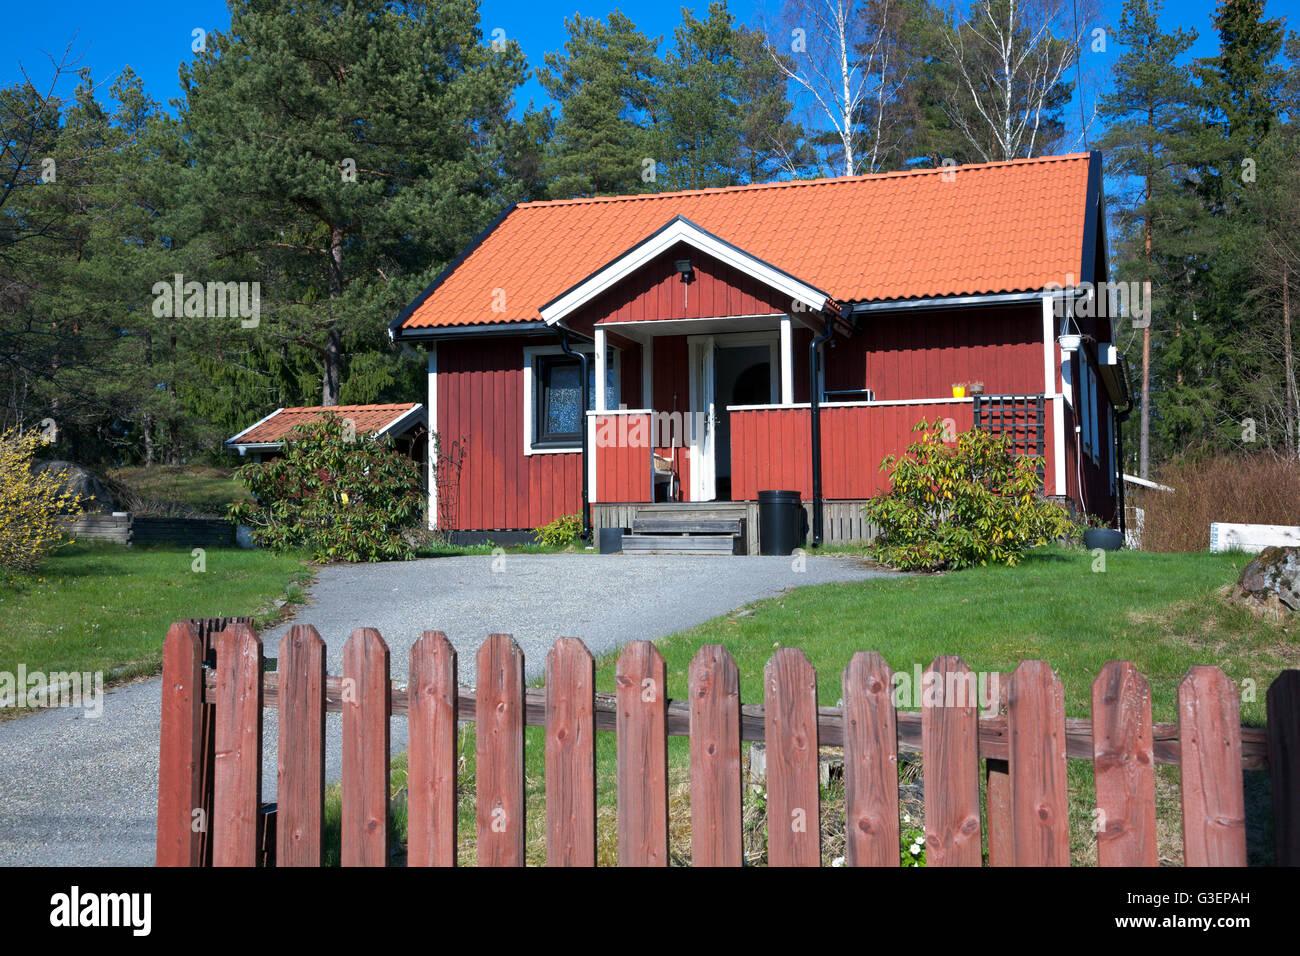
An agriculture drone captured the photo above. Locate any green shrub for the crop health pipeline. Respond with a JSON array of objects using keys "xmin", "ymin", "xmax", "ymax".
[
  {"xmin": 533, "ymin": 512, "xmax": 582, "ymax": 548},
  {"xmin": 227, "ymin": 415, "xmax": 424, "ymax": 562},
  {"xmin": 864, "ymin": 419, "xmax": 1076, "ymax": 571}
]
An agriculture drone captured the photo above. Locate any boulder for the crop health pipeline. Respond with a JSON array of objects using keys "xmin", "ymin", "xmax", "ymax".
[
  {"xmin": 31, "ymin": 460, "xmax": 119, "ymax": 514},
  {"xmin": 1231, "ymin": 546, "xmax": 1300, "ymax": 617}
]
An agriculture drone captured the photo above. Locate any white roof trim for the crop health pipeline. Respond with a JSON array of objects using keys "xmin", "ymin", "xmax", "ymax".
[
  {"xmin": 225, "ymin": 407, "xmax": 285, "ymax": 446},
  {"xmin": 373, "ymin": 404, "xmax": 427, "ymax": 437},
  {"xmin": 539, "ymin": 217, "xmax": 830, "ymax": 324},
  {"xmin": 224, "ymin": 404, "xmax": 425, "ymax": 451}
]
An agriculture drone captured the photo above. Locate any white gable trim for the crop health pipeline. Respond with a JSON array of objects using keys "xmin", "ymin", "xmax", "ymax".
[
  {"xmin": 226, "ymin": 407, "xmax": 285, "ymax": 447},
  {"xmin": 539, "ymin": 217, "xmax": 830, "ymax": 325}
]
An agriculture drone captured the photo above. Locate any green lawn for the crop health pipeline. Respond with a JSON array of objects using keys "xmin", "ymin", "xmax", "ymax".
[
  {"xmin": 328, "ymin": 545, "xmax": 1298, "ymax": 865},
  {"xmin": 0, "ymin": 543, "xmax": 312, "ymax": 696},
  {"xmin": 603, "ymin": 546, "xmax": 1293, "ymax": 726},
  {"xmin": 109, "ymin": 464, "xmax": 253, "ymax": 516}
]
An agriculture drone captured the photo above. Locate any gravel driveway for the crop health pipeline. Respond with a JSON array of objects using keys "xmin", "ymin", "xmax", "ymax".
[{"xmin": 0, "ymin": 552, "xmax": 889, "ymax": 866}]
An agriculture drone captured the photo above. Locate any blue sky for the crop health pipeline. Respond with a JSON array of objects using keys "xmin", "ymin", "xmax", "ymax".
[{"xmin": 0, "ymin": 0, "xmax": 1274, "ymax": 122}]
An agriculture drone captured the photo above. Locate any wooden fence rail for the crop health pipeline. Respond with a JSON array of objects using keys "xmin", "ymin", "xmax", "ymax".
[{"xmin": 157, "ymin": 621, "xmax": 1300, "ymax": 867}]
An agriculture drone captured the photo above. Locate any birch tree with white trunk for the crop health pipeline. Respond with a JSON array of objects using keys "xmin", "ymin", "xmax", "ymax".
[
  {"xmin": 763, "ymin": 0, "xmax": 911, "ymax": 176},
  {"xmin": 941, "ymin": 0, "xmax": 1092, "ymax": 161}
]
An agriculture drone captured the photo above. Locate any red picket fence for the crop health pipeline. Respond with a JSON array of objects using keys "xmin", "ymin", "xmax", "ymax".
[{"xmin": 156, "ymin": 620, "xmax": 1300, "ymax": 867}]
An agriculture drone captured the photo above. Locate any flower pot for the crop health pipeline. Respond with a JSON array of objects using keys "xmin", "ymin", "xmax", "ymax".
[
  {"xmin": 1084, "ymin": 528, "xmax": 1123, "ymax": 551},
  {"xmin": 952, "ymin": 386, "xmax": 966, "ymax": 398}
]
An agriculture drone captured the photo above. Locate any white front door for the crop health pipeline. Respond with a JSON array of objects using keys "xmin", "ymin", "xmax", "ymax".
[{"xmin": 689, "ymin": 335, "xmax": 716, "ymax": 502}]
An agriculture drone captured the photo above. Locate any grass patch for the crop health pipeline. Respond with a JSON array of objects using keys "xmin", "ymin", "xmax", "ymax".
[
  {"xmin": 319, "ymin": 545, "xmax": 1295, "ymax": 865},
  {"xmin": 0, "ymin": 542, "xmax": 312, "ymax": 711},
  {"xmin": 109, "ymin": 464, "xmax": 253, "ymax": 516}
]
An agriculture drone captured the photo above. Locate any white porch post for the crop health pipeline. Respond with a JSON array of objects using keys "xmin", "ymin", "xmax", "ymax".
[
  {"xmin": 1043, "ymin": 294, "xmax": 1066, "ymax": 497},
  {"xmin": 780, "ymin": 316, "xmax": 794, "ymax": 404},
  {"xmin": 641, "ymin": 336, "xmax": 654, "ymax": 408},
  {"xmin": 594, "ymin": 327, "xmax": 608, "ymax": 413},
  {"xmin": 427, "ymin": 345, "xmax": 438, "ymax": 530}
]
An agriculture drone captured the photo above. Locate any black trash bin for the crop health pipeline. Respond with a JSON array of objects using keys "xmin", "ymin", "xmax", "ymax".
[
  {"xmin": 598, "ymin": 527, "xmax": 624, "ymax": 554},
  {"xmin": 758, "ymin": 489, "xmax": 803, "ymax": 555}
]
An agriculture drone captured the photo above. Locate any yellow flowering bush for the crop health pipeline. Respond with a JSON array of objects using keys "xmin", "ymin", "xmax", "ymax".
[{"xmin": 0, "ymin": 428, "xmax": 83, "ymax": 573}]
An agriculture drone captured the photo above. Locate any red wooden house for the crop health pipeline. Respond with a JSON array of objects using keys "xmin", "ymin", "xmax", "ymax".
[{"xmin": 390, "ymin": 153, "xmax": 1130, "ymax": 550}]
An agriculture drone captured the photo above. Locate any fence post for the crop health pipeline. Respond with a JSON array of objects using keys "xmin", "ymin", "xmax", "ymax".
[
  {"xmin": 477, "ymin": 634, "xmax": 526, "ymax": 867},
  {"xmin": 1007, "ymin": 661, "xmax": 1069, "ymax": 866},
  {"xmin": 1091, "ymin": 661, "xmax": 1157, "ymax": 867},
  {"xmin": 1178, "ymin": 666, "xmax": 1246, "ymax": 866},
  {"xmin": 186, "ymin": 615, "xmax": 253, "ymax": 866},
  {"xmin": 765, "ymin": 647, "xmax": 820, "ymax": 867},
  {"xmin": 922, "ymin": 656, "xmax": 982, "ymax": 866},
  {"xmin": 409, "ymin": 631, "xmax": 459, "ymax": 868},
  {"xmin": 156, "ymin": 621, "xmax": 204, "ymax": 866},
  {"xmin": 1267, "ymin": 670, "xmax": 1300, "ymax": 866},
  {"xmin": 546, "ymin": 637, "xmax": 596, "ymax": 867},
  {"xmin": 212, "ymin": 623, "xmax": 263, "ymax": 867},
  {"xmin": 617, "ymin": 641, "xmax": 669, "ymax": 866},
  {"xmin": 277, "ymin": 625, "xmax": 326, "ymax": 867},
  {"xmin": 689, "ymin": 644, "xmax": 742, "ymax": 867},
  {"xmin": 842, "ymin": 651, "xmax": 898, "ymax": 867},
  {"xmin": 342, "ymin": 628, "xmax": 391, "ymax": 867}
]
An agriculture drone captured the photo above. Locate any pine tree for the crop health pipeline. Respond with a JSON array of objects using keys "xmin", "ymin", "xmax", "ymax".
[
  {"xmin": 540, "ymin": 11, "xmax": 663, "ymax": 197},
  {"xmin": 1098, "ymin": 0, "xmax": 1198, "ymax": 477},
  {"xmin": 181, "ymin": 0, "xmax": 528, "ymax": 406},
  {"xmin": 658, "ymin": 2, "xmax": 806, "ymax": 189},
  {"xmin": 1160, "ymin": 0, "xmax": 1288, "ymax": 458}
]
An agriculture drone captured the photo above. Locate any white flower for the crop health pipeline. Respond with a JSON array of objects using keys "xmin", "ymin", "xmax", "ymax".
[
  {"xmin": 831, "ymin": 856, "xmax": 845, "ymax": 867},
  {"xmin": 910, "ymin": 842, "xmax": 922, "ymax": 855},
  {"xmin": 902, "ymin": 813, "xmax": 911, "ymax": 823}
]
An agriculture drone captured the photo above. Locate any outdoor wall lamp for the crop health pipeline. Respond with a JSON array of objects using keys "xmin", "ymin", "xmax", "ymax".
[{"xmin": 675, "ymin": 259, "xmax": 694, "ymax": 282}]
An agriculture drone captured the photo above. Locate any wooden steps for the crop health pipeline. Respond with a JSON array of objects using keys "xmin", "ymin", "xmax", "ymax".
[{"xmin": 619, "ymin": 505, "xmax": 747, "ymax": 555}]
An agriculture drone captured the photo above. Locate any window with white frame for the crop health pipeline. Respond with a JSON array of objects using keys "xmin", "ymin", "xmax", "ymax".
[
  {"xmin": 1089, "ymin": 364, "xmax": 1100, "ymax": 462},
  {"xmin": 523, "ymin": 345, "xmax": 619, "ymax": 454},
  {"xmin": 1074, "ymin": 353, "xmax": 1101, "ymax": 463}
]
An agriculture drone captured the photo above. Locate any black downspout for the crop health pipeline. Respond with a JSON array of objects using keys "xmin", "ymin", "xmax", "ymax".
[
  {"xmin": 1112, "ymin": 356, "xmax": 1134, "ymax": 541},
  {"xmin": 809, "ymin": 313, "xmax": 836, "ymax": 547},
  {"xmin": 559, "ymin": 328, "xmax": 592, "ymax": 541},
  {"xmin": 1115, "ymin": 416, "xmax": 1126, "ymax": 538}
]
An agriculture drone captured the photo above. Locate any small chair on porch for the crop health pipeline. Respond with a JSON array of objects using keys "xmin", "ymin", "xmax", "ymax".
[{"xmin": 653, "ymin": 452, "xmax": 677, "ymax": 502}]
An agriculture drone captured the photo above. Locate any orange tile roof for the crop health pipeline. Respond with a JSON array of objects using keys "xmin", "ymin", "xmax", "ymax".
[
  {"xmin": 397, "ymin": 153, "xmax": 1095, "ymax": 330},
  {"xmin": 229, "ymin": 403, "xmax": 422, "ymax": 445}
]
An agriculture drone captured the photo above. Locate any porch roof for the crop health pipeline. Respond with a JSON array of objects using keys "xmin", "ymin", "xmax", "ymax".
[{"xmin": 392, "ymin": 153, "xmax": 1097, "ymax": 335}]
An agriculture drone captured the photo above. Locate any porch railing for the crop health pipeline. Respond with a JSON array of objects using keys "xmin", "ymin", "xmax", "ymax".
[{"xmin": 728, "ymin": 398, "xmax": 976, "ymax": 501}]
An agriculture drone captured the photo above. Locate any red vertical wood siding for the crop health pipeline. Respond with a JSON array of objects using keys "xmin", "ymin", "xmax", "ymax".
[
  {"xmin": 594, "ymin": 413, "xmax": 653, "ymax": 503},
  {"xmin": 824, "ymin": 305, "xmax": 1045, "ymax": 401},
  {"xmin": 570, "ymin": 245, "xmax": 789, "ymax": 326},
  {"xmin": 437, "ymin": 338, "xmax": 582, "ymax": 531},
  {"xmin": 729, "ymin": 401, "xmax": 975, "ymax": 500},
  {"xmin": 436, "ymin": 307, "xmax": 1113, "ymax": 522}
]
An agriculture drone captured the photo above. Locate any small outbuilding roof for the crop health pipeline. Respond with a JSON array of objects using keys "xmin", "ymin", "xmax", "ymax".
[{"xmin": 225, "ymin": 403, "xmax": 425, "ymax": 453}]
